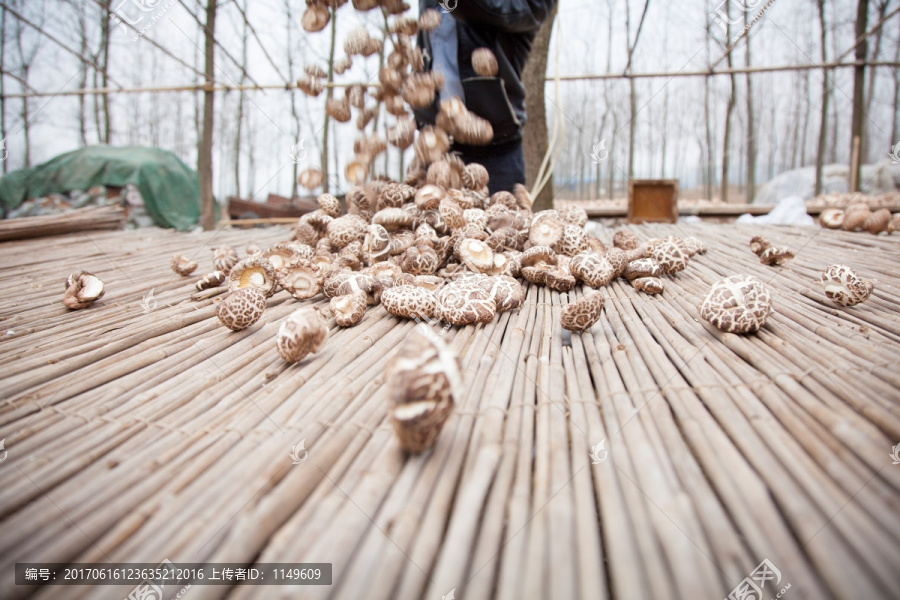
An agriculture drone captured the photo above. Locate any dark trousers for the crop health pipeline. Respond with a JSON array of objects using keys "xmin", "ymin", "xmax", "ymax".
[{"xmin": 453, "ymin": 140, "xmax": 525, "ymax": 195}]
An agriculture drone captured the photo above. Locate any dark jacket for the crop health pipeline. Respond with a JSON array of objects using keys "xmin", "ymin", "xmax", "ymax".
[{"xmin": 414, "ymin": 0, "xmax": 556, "ymax": 151}]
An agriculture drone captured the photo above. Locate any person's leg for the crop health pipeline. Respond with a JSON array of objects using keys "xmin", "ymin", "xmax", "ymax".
[{"xmin": 453, "ymin": 141, "xmax": 525, "ymax": 195}]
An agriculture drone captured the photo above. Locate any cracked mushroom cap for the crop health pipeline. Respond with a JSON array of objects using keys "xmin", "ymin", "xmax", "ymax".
[
  {"xmin": 682, "ymin": 237, "xmax": 707, "ymax": 256},
  {"xmin": 301, "ymin": 1, "xmax": 330, "ymax": 32},
  {"xmin": 437, "ymin": 283, "xmax": 497, "ymax": 325},
  {"xmin": 212, "ymin": 245, "xmax": 240, "ymax": 274},
  {"xmin": 439, "ymin": 197, "xmax": 466, "ymax": 231},
  {"xmin": 196, "ymin": 270, "xmax": 227, "ymax": 291},
  {"xmin": 400, "ymin": 244, "xmax": 440, "ymax": 275},
  {"xmin": 623, "ymin": 257, "xmax": 662, "ymax": 281},
  {"xmin": 402, "ymin": 72, "xmax": 440, "ymax": 109},
  {"xmin": 650, "ymin": 239, "xmax": 689, "ymax": 274},
  {"xmin": 479, "ymin": 275, "xmax": 525, "ymax": 312},
  {"xmin": 457, "ymin": 238, "xmax": 494, "ymax": 273},
  {"xmin": 326, "ymin": 215, "xmax": 366, "ymax": 249},
  {"xmin": 292, "ymin": 221, "xmax": 320, "ymax": 247},
  {"xmin": 749, "ymin": 235, "xmax": 771, "ymax": 256},
  {"xmin": 819, "ymin": 208, "xmax": 844, "ymax": 229},
  {"xmin": 613, "ymin": 230, "xmax": 640, "ymax": 251},
  {"xmin": 325, "ymin": 97, "xmax": 352, "ymax": 123},
  {"xmin": 373, "ymin": 207, "xmax": 416, "ymax": 231},
  {"xmin": 344, "ymin": 26, "xmax": 372, "ymax": 56},
  {"xmin": 386, "ymin": 324, "xmax": 462, "ymax": 453},
  {"xmin": 377, "ymin": 183, "xmax": 405, "ymax": 210},
  {"xmin": 556, "ymin": 224, "xmax": 589, "ymax": 257},
  {"xmin": 557, "ymin": 204, "xmax": 588, "ymax": 228},
  {"xmin": 330, "ymin": 291, "xmax": 368, "ymax": 327},
  {"xmin": 228, "ymin": 257, "xmax": 277, "ymax": 297},
  {"xmin": 631, "ymin": 277, "xmax": 664, "ymax": 294},
  {"xmin": 529, "ymin": 217, "xmax": 565, "ymax": 248},
  {"xmin": 278, "ymin": 259, "xmax": 322, "ymax": 300},
  {"xmin": 317, "ymin": 193, "xmax": 341, "ymax": 218},
  {"xmin": 364, "ymin": 223, "xmax": 392, "ymax": 262},
  {"xmin": 821, "ymin": 264, "xmax": 874, "ymax": 306},
  {"xmin": 389, "ymin": 230, "xmax": 416, "ymax": 255},
  {"xmin": 413, "ymin": 126, "xmax": 451, "ymax": 164},
  {"xmin": 699, "ymin": 275, "xmax": 773, "ymax": 334},
  {"xmin": 605, "ymin": 247, "xmax": 629, "ymax": 277},
  {"xmin": 427, "ymin": 159, "xmax": 464, "ymax": 189},
  {"xmin": 387, "ymin": 117, "xmax": 417, "ymax": 150},
  {"xmin": 418, "ymin": 7, "xmax": 441, "ymax": 31},
  {"xmin": 521, "ymin": 245, "xmax": 558, "ymax": 268},
  {"xmin": 759, "ymin": 246, "xmax": 794, "ymax": 266},
  {"xmin": 561, "ymin": 291, "xmax": 605, "ymax": 332},
  {"xmin": 435, "ymin": 97, "xmax": 494, "ymax": 146},
  {"xmin": 463, "ymin": 163, "xmax": 490, "ymax": 190},
  {"xmin": 569, "ymin": 251, "xmax": 616, "ymax": 288},
  {"xmin": 336, "ymin": 273, "xmax": 383, "ymax": 305},
  {"xmin": 171, "ymin": 254, "xmax": 198, "ymax": 276},
  {"xmin": 864, "ymin": 208, "xmax": 891, "ymax": 234},
  {"xmin": 382, "ymin": 285, "xmax": 438, "ymax": 320},
  {"xmin": 415, "ymin": 184, "xmax": 445, "ymax": 211},
  {"xmin": 216, "ymin": 288, "xmax": 267, "ymax": 331},
  {"xmin": 62, "ymin": 272, "xmax": 105, "ymax": 309},
  {"xmin": 263, "ymin": 242, "xmax": 308, "ymax": 273},
  {"xmin": 276, "ymin": 306, "xmax": 329, "ymax": 363},
  {"xmin": 471, "ymin": 47, "xmax": 499, "ymax": 77}
]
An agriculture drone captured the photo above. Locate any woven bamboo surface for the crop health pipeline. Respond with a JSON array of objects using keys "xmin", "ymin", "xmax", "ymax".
[{"xmin": 1, "ymin": 223, "xmax": 899, "ymax": 600}]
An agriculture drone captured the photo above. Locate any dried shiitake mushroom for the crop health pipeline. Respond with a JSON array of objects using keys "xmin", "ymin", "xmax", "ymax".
[
  {"xmin": 748, "ymin": 235, "xmax": 771, "ymax": 256},
  {"xmin": 436, "ymin": 97, "xmax": 494, "ymax": 146},
  {"xmin": 699, "ymin": 275, "xmax": 772, "ymax": 334},
  {"xmin": 413, "ymin": 126, "xmax": 451, "ymax": 164},
  {"xmin": 228, "ymin": 257, "xmax": 277, "ymax": 297},
  {"xmin": 196, "ymin": 271, "xmax": 226, "ymax": 291},
  {"xmin": 437, "ymin": 282, "xmax": 496, "ymax": 325},
  {"xmin": 213, "ymin": 245, "xmax": 239, "ymax": 274},
  {"xmin": 820, "ymin": 208, "xmax": 844, "ymax": 229},
  {"xmin": 276, "ymin": 306, "xmax": 329, "ymax": 363},
  {"xmin": 216, "ymin": 288, "xmax": 267, "ymax": 331},
  {"xmin": 63, "ymin": 272, "xmax": 105, "ymax": 310},
  {"xmin": 821, "ymin": 264, "xmax": 873, "ymax": 307},
  {"xmin": 569, "ymin": 251, "xmax": 615, "ymax": 288},
  {"xmin": 330, "ymin": 291, "xmax": 368, "ymax": 327},
  {"xmin": 613, "ymin": 230, "xmax": 640, "ymax": 251},
  {"xmin": 171, "ymin": 254, "xmax": 198, "ymax": 276},
  {"xmin": 278, "ymin": 259, "xmax": 322, "ymax": 300},
  {"xmin": 387, "ymin": 117, "xmax": 417, "ymax": 150},
  {"xmin": 418, "ymin": 8, "xmax": 441, "ymax": 32},
  {"xmin": 301, "ymin": 1, "xmax": 330, "ymax": 32},
  {"xmin": 561, "ymin": 291, "xmax": 605, "ymax": 332},
  {"xmin": 864, "ymin": 208, "xmax": 891, "ymax": 235},
  {"xmin": 631, "ymin": 277, "xmax": 664, "ymax": 294},
  {"xmin": 650, "ymin": 238, "xmax": 689, "ymax": 274},
  {"xmin": 382, "ymin": 285, "xmax": 438, "ymax": 320},
  {"xmin": 759, "ymin": 246, "xmax": 794, "ymax": 266},
  {"xmin": 471, "ymin": 48, "xmax": 499, "ymax": 77},
  {"xmin": 385, "ymin": 324, "xmax": 462, "ymax": 453},
  {"xmin": 326, "ymin": 97, "xmax": 352, "ymax": 123}
]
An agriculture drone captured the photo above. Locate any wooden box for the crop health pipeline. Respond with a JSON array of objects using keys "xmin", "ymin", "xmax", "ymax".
[{"xmin": 628, "ymin": 179, "xmax": 679, "ymax": 223}]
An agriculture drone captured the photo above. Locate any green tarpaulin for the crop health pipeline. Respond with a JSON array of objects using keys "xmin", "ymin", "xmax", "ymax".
[{"xmin": 0, "ymin": 146, "xmax": 200, "ymax": 230}]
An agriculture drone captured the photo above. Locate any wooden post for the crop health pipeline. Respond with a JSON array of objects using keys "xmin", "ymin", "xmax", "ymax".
[
  {"xmin": 849, "ymin": 0, "xmax": 868, "ymax": 193},
  {"xmin": 198, "ymin": 0, "xmax": 217, "ymax": 230},
  {"xmin": 849, "ymin": 135, "xmax": 861, "ymax": 193}
]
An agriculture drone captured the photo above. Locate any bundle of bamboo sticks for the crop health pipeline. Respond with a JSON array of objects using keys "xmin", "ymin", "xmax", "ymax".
[{"xmin": 0, "ymin": 205, "xmax": 126, "ymax": 242}]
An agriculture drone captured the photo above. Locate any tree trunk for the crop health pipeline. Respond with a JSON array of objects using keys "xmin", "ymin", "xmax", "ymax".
[
  {"xmin": 704, "ymin": 75, "xmax": 713, "ymax": 201},
  {"xmin": 744, "ymin": 9, "xmax": 756, "ymax": 202},
  {"xmin": 862, "ymin": 1, "xmax": 887, "ymax": 163},
  {"xmin": 849, "ymin": 0, "xmax": 868, "ymax": 192},
  {"xmin": 522, "ymin": 3, "xmax": 557, "ymax": 211},
  {"xmin": 720, "ymin": 1, "xmax": 736, "ymax": 204},
  {"xmin": 233, "ymin": 0, "xmax": 249, "ymax": 198},
  {"xmin": 814, "ymin": 0, "xmax": 829, "ymax": 196},
  {"xmin": 284, "ymin": 0, "xmax": 300, "ymax": 199},
  {"xmin": 891, "ymin": 40, "xmax": 900, "ymax": 144},
  {"xmin": 321, "ymin": 7, "xmax": 337, "ymax": 193},
  {"xmin": 99, "ymin": 0, "xmax": 110, "ymax": 143},
  {"xmin": 1, "ymin": 5, "xmax": 7, "ymax": 175},
  {"xmin": 198, "ymin": 0, "xmax": 217, "ymax": 230}
]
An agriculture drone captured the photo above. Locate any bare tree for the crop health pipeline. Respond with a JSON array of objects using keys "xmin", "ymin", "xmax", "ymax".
[
  {"xmin": 284, "ymin": 0, "xmax": 300, "ymax": 198},
  {"xmin": 199, "ymin": 0, "xmax": 217, "ymax": 230},
  {"xmin": 862, "ymin": 0, "xmax": 889, "ymax": 162},
  {"xmin": 320, "ymin": 7, "xmax": 338, "ymax": 194},
  {"xmin": 233, "ymin": 0, "xmax": 249, "ymax": 198},
  {"xmin": 625, "ymin": 0, "xmax": 652, "ymax": 179},
  {"xmin": 522, "ymin": 2, "xmax": 558, "ymax": 211},
  {"xmin": 97, "ymin": 0, "xmax": 110, "ymax": 143},
  {"xmin": 814, "ymin": 0, "xmax": 830, "ymax": 196},
  {"xmin": 12, "ymin": 0, "xmax": 44, "ymax": 167},
  {"xmin": 744, "ymin": 7, "xmax": 757, "ymax": 202},
  {"xmin": 891, "ymin": 32, "xmax": 900, "ymax": 145},
  {"xmin": 719, "ymin": 2, "xmax": 737, "ymax": 203},
  {"xmin": 849, "ymin": 0, "xmax": 869, "ymax": 191},
  {"xmin": 1, "ymin": 3, "xmax": 7, "ymax": 174}
]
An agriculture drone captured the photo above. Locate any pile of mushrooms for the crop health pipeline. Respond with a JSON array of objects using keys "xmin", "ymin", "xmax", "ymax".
[{"xmin": 819, "ymin": 204, "xmax": 899, "ymax": 235}]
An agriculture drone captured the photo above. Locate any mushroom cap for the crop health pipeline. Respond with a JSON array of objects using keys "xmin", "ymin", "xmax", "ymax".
[
  {"xmin": 623, "ymin": 257, "xmax": 662, "ymax": 281},
  {"xmin": 521, "ymin": 245, "xmax": 558, "ymax": 268},
  {"xmin": 650, "ymin": 239, "xmax": 689, "ymax": 274},
  {"xmin": 820, "ymin": 208, "xmax": 845, "ymax": 229},
  {"xmin": 263, "ymin": 242, "xmax": 310, "ymax": 273},
  {"xmin": 345, "ymin": 160, "xmax": 370, "ymax": 185},
  {"xmin": 417, "ymin": 8, "xmax": 442, "ymax": 31},
  {"xmin": 292, "ymin": 222, "xmax": 320, "ymax": 247},
  {"xmin": 749, "ymin": 235, "xmax": 771, "ymax": 256},
  {"xmin": 561, "ymin": 291, "xmax": 605, "ymax": 332},
  {"xmin": 612, "ymin": 230, "xmax": 640, "ymax": 251},
  {"xmin": 317, "ymin": 193, "xmax": 342, "ymax": 218},
  {"xmin": 62, "ymin": 272, "xmax": 105, "ymax": 309},
  {"xmin": 228, "ymin": 257, "xmax": 277, "ymax": 297},
  {"xmin": 364, "ymin": 223, "xmax": 392, "ymax": 262},
  {"xmin": 557, "ymin": 204, "xmax": 588, "ymax": 228},
  {"xmin": 330, "ymin": 291, "xmax": 368, "ymax": 327},
  {"xmin": 278, "ymin": 259, "xmax": 322, "ymax": 300},
  {"xmin": 171, "ymin": 253, "xmax": 199, "ymax": 276},
  {"xmin": 336, "ymin": 273, "xmax": 383, "ymax": 305},
  {"xmin": 821, "ymin": 264, "xmax": 874, "ymax": 306},
  {"xmin": 699, "ymin": 275, "xmax": 773, "ymax": 334},
  {"xmin": 528, "ymin": 217, "xmax": 565, "ymax": 248},
  {"xmin": 569, "ymin": 251, "xmax": 616, "ymax": 287},
  {"xmin": 382, "ymin": 284, "xmax": 438, "ymax": 320},
  {"xmin": 301, "ymin": 2, "xmax": 330, "ymax": 32},
  {"xmin": 216, "ymin": 288, "xmax": 267, "ymax": 331},
  {"xmin": 437, "ymin": 283, "xmax": 497, "ymax": 325},
  {"xmin": 556, "ymin": 224, "xmax": 589, "ymax": 257},
  {"xmin": 196, "ymin": 270, "xmax": 227, "ymax": 291},
  {"xmin": 387, "ymin": 117, "xmax": 417, "ymax": 150},
  {"xmin": 373, "ymin": 207, "xmax": 415, "ymax": 231},
  {"xmin": 439, "ymin": 197, "xmax": 466, "ymax": 231},
  {"xmin": 385, "ymin": 324, "xmax": 462, "ymax": 453},
  {"xmin": 326, "ymin": 215, "xmax": 366, "ymax": 248},
  {"xmin": 376, "ymin": 183, "xmax": 405, "ymax": 210},
  {"xmin": 586, "ymin": 236, "xmax": 607, "ymax": 254},
  {"xmin": 276, "ymin": 306, "xmax": 330, "ymax": 363},
  {"xmin": 413, "ymin": 126, "xmax": 450, "ymax": 164},
  {"xmin": 389, "ymin": 230, "xmax": 416, "ymax": 255},
  {"xmin": 682, "ymin": 236, "xmax": 707, "ymax": 256},
  {"xmin": 296, "ymin": 73, "xmax": 324, "ymax": 97},
  {"xmin": 759, "ymin": 246, "xmax": 794, "ymax": 266},
  {"xmin": 463, "ymin": 163, "xmax": 490, "ymax": 190},
  {"xmin": 471, "ymin": 47, "xmax": 499, "ymax": 77},
  {"xmin": 631, "ymin": 277, "xmax": 664, "ymax": 294},
  {"xmin": 212, "ymin": 245, "xmax": 240, "ymax": 274},
  {"xmin": 415, "ymin": 184, "xmax": 446, "ymax": 211},
  {"xmin": 457, "ymin": 238, "xmax": 494, "ymax": 273},
  {"xmin": 864, "ymin": 208, "xmax": 891, "ymax": 234},
  {"xmin": 325, "ymin": 97, "xmax": 352, "ymax": 123},
  {"xmin": 478, "ymin": 275, "xmax": 525, "ymax": 312},
  {"xmin": 334, "ymin": 55, "xmax": 353, "ymax": 75},
  {"xmin": 842, "ymin": 206, "xmax": 872, "ymax": 231},
  {"xmin": 399, "ymin": 244, "xmax": 440, "ymax": 276}
]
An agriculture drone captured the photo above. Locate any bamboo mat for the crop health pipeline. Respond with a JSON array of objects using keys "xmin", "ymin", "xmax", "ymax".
[{"xmin": 1, "ymin": 223, "xmax": 899, "ymax": 600}]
